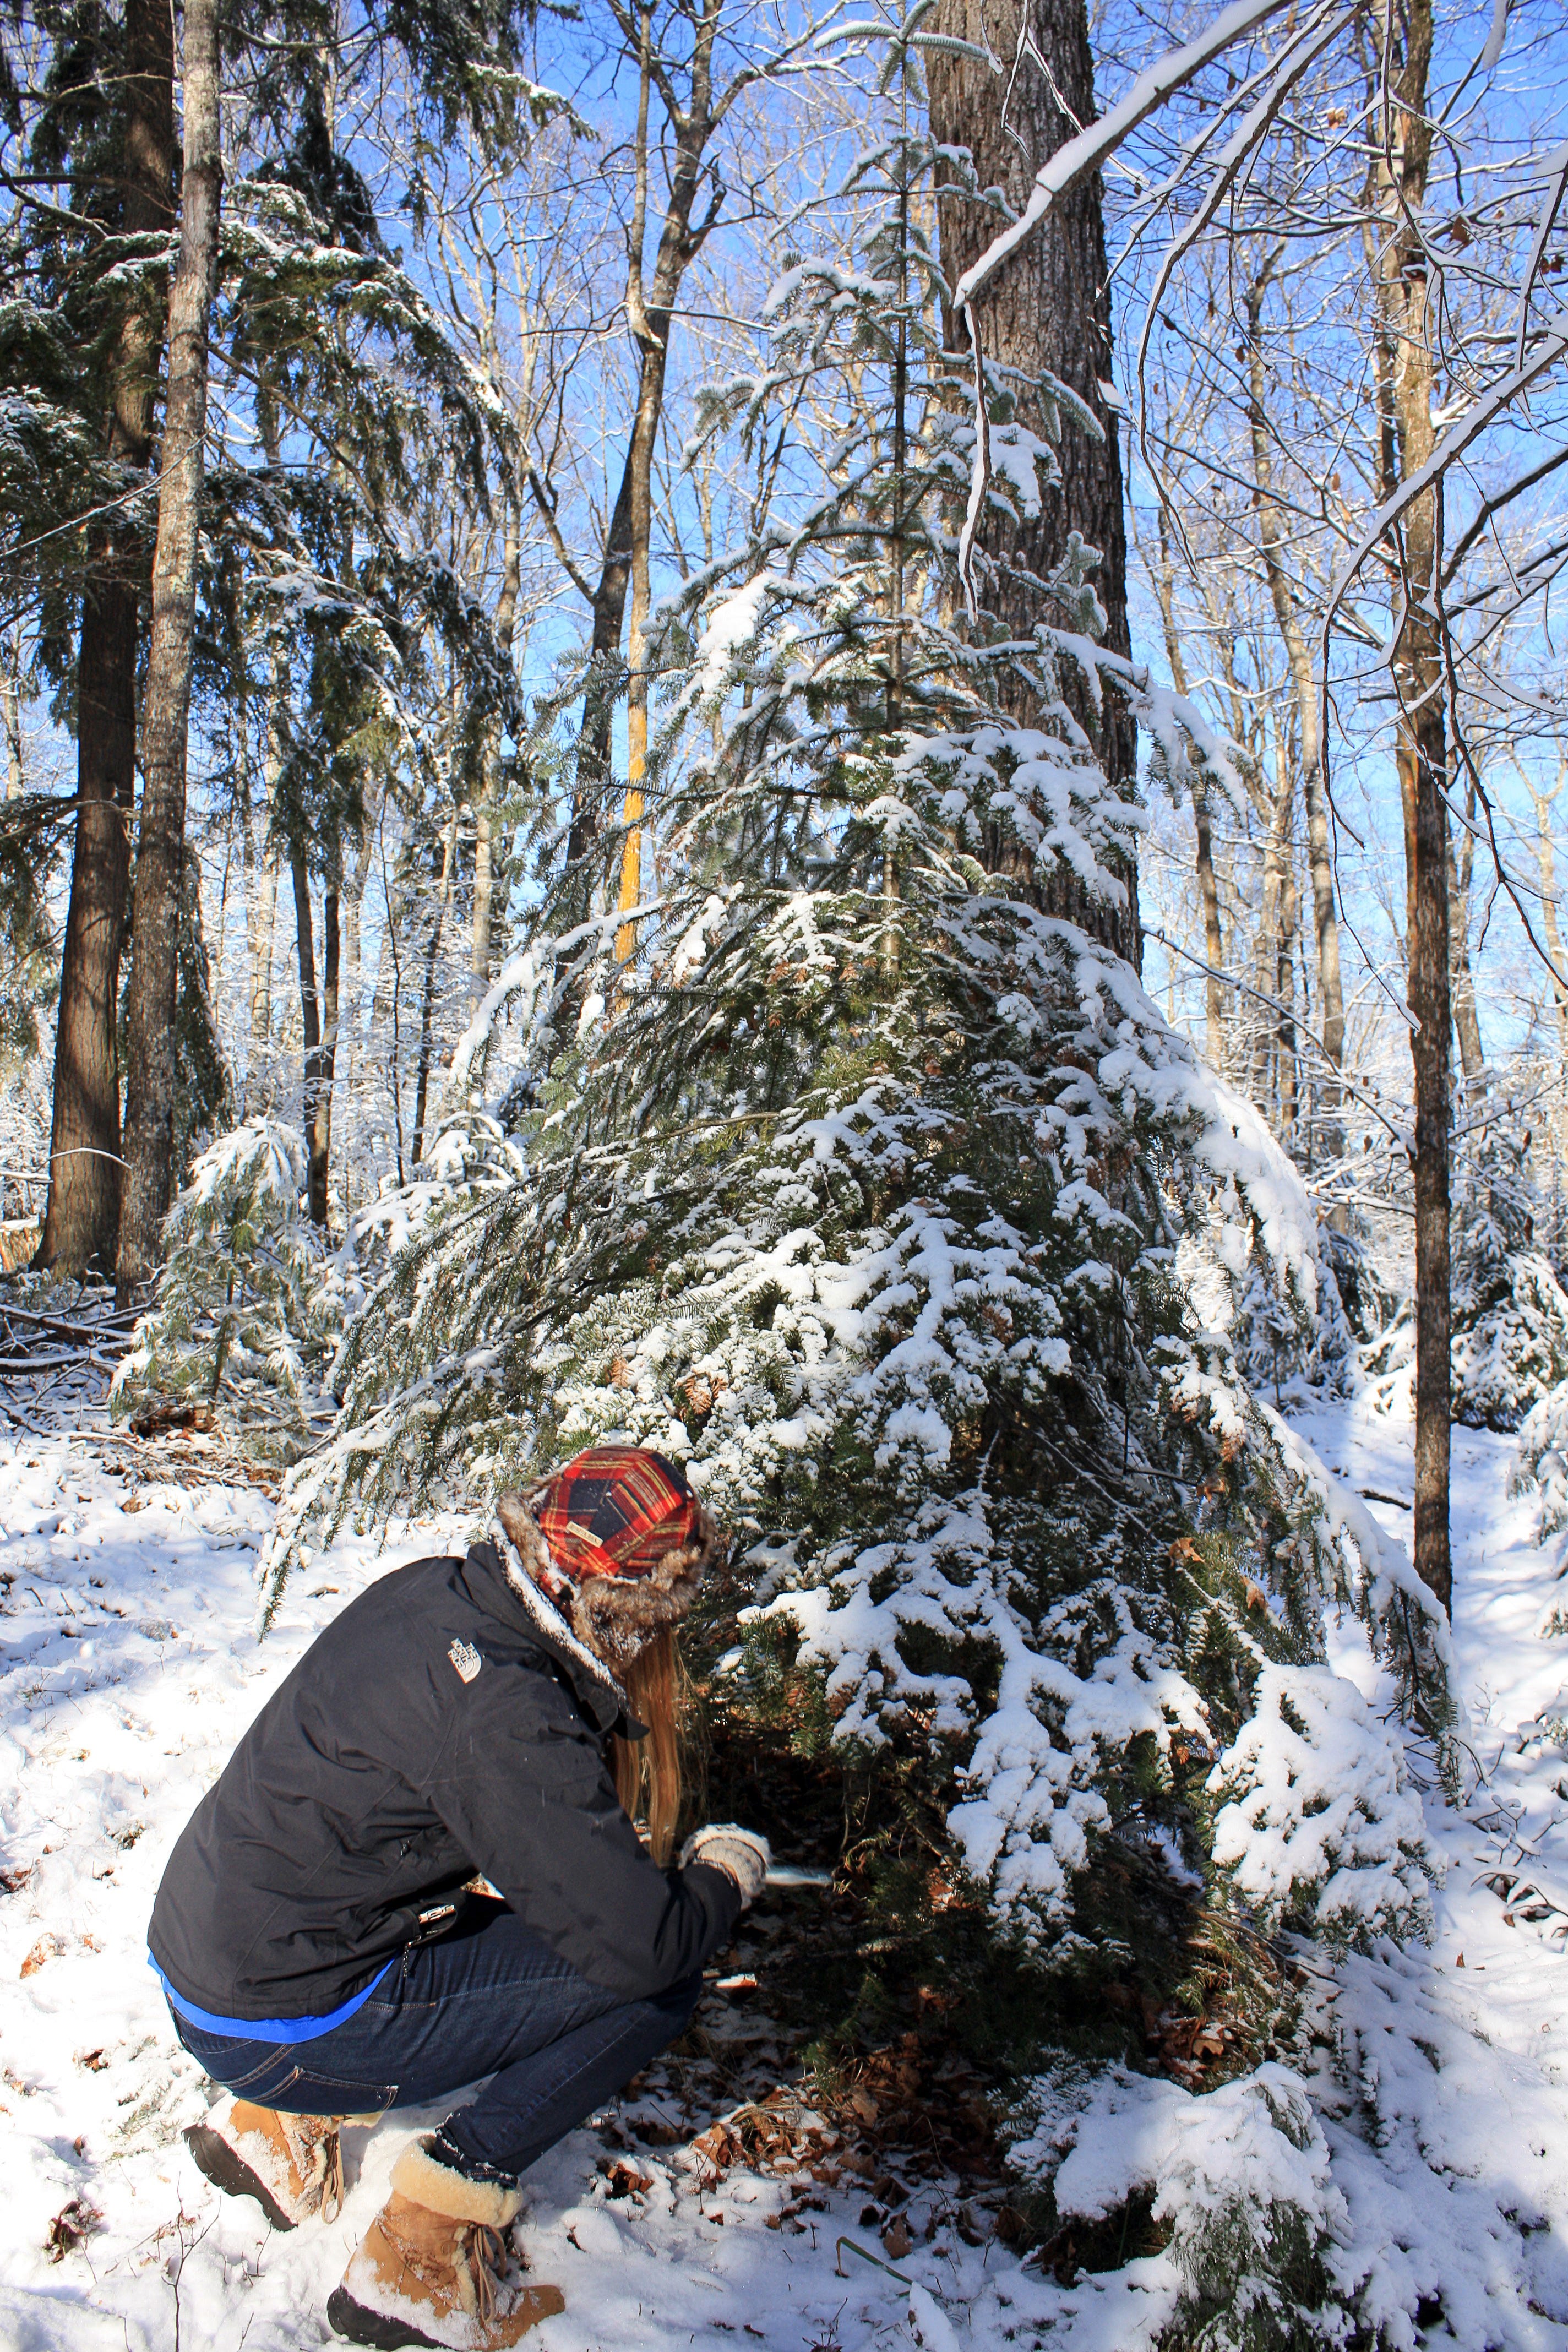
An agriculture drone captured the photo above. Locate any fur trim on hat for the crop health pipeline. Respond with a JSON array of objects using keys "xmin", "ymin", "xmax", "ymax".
[
  {"xmin": 389, "ymin": 2137, "xmax": 522, "ymax": 2227},
  {"xmin": 491, "ymin": 1502, "xmax": 627, "ymax": 1705},
  {"xmin": 494, "ymin": 1490, "xmax": 725, "ymax": 1676}
]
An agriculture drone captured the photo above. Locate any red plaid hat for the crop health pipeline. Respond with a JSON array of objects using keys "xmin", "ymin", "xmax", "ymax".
[{"xmin": 531, "ymin": 1446, "xmax": 697, "ymax": 1587}]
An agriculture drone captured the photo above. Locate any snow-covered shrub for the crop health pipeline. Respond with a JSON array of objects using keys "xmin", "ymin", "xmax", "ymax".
[
  {"xmin": 1177, "ymin": 1214, "xmax": 1358, "ymax": 1408},
  {"xmin": 1512, "ymin": 1380, "xmax": 1568, "ymax": 1629},
  {"xmin": 1515, "ymin": 1379, "xmax": 1568, "ymax": 1546},
  {"xmin": 1006, "ymin": 2064, "xmax": 1349, "ymax": 2352},
  {"xmin": 1451, "ymin": 1132, "xmax": 1568, "ymax": 1431},
  {"xmin": 1208, "ymin": 1663, "xmax": 1435, "ymax": 1949},
  {"xmin": 111, "ymin": 1118, "xmax": 341, "ymax": 1460}
]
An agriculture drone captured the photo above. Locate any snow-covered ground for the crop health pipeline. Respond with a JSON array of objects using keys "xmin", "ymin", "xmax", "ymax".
[{"xmin": 3, "ymin": 1394, "xmax": 1568, "ymax": 2350}]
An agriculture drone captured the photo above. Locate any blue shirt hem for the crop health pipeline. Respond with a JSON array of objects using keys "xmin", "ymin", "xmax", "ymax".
[{"xmin": 150, "ymin": 1952, "xmax": 394, "ymax": 2042}]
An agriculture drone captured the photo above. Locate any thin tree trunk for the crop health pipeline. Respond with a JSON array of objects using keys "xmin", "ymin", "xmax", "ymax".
[
  {"xmin": 1149, "ymin": 525, "xmax": 1224, "ymax": 1065},
  {"xmin": 291, "ymin": 851, "xmax": 338, "ymax": 1227},
  {"xmin": 473, "ymin": 498, "xmax": 521, "ymax": 981},
  {"xmin": 1369, "ymin": 0, "xmax": 1450, "ymax": 1614},
  {"xmin": 1448, "ymin": 785, "xmax": 1485, "ymax": 1098},
  {"xmin": 1243, "ymin": 257, "xmax": 1346, "ymax": 1150},
  {"xmin": 1531, "ymin": 772, "xmax": 1568, "ymax": 1069},
  {"xmin": 1, "ymin": 659, "xmax": 23, "ymax": 799},
  {"xmin": 616, "ymin": 9, "xmax": 657, "ymax": 966},
  {"xmin": 117, "ymin": 0, "xmax": 222, "ymax": 1300},
  {"xmin": 314, "ymin": 887, "xmax": 339, "ymax": 1222},
  {"xmin": 1255, "ymin": 738, "xmax": 1295, "ymax": 1118},
  {"xmin": 248, "ymin": 843, "xmax": 278, "ymax": 1099},
  {"xmin": 557, "ymin": 0, "xmax": 725, "ymax": 921},
  {"xmin": 339, "ymin": 778, "xmax": 380, "ymax": 1151},
  {"xmin": 37, "ymin": 0, "xmax": 173, "ymax": 1275},
  {"xmin": 411, "ymin": 816, "xmax": 456, "ymax": 1168},
  {"xmin": 928, "ymin": 0, "xmax": 1137, "ymax": 966},
  {"xmin": 1277, "ymin": 812, "xmax": 1300, "ymax": 1140}
]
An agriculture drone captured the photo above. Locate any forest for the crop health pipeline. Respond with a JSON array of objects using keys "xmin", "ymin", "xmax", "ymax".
[{"xmin": 2, "ymin": 0, "xmax": 1568, "ymax": 2345}]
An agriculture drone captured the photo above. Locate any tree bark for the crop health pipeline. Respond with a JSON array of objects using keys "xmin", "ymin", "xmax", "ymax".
[
  {"xmin": 37, "ymin": 0, "xmax": 174, "ymax": 1275},
  {"xmin": 1369, "ymin": 0, "xmax": 1450, "ymax": 1615},
  {"xmin": 927, "ymin": 0, "xmax": 1137, "ymax": 966},
  {"xmin": 117, "ymin": 0, "xmax": 222, "ymax": 1301}
]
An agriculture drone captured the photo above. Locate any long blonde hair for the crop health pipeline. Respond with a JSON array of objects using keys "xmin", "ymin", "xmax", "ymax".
[{"xmin": 612, "ymin": 1627, "xmax": 685, "ymax": 1864}]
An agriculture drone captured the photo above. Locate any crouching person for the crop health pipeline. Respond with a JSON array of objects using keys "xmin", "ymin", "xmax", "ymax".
[{"xmin": 146, "ymin": 1447, "xmax": 770, "ymax": 2350}]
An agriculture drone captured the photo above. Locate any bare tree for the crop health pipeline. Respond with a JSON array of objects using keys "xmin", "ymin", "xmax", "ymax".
[{"xmin": 1362, "ymin": 0, "xmax": 1450, "ymax": 1612}]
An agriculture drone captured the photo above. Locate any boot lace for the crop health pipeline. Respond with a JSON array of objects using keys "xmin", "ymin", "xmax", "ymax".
[
  {"xmin": 374, "ymin": 2214, "xmax": 509, "ymax": 2326},
  {"xmin": 318, "ymin": 2127, "xmax": 345, "ymax": 2224},
  {"xmin": 465, "ymin": 2222, "xmax": 507, "ymax": 2324},
  {"xmin": 290, "ymin": 2117, "xmax": 344, "ymax": 2224}
]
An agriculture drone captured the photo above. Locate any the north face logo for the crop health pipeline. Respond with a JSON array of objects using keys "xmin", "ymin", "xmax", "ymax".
[{"xmin": 448, "ymin": 1638, "xmax": 483, "ymax": 1684}]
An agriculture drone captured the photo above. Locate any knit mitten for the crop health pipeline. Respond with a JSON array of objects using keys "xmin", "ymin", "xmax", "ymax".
[{"xmin": 679, "ymin": 1822, "xmax": 771, "ymax": 1904}]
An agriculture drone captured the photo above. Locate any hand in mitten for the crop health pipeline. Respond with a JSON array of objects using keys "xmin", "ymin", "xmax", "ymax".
[{"xmin": 678, "ymin": 1822, "xmax": 771, "ymax": 1905}]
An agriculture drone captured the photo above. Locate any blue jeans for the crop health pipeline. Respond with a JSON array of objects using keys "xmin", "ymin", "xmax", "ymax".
[{"xmin": 170, "ymin": 1898, "xmax": 701, "ymax": 2184}]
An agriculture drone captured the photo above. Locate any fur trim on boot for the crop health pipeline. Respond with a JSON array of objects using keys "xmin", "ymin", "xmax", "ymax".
[
  {"xmin": 389, "ymin": 2140, "xmax": 521, "ymax": 2227},
  {"xmin": 327, "ymin": 2139, "xmax": 563, "ymax": 2351},
  {"xmin": 184, "ymin": 2097, "xmax": 345, "ymax": 2229}
]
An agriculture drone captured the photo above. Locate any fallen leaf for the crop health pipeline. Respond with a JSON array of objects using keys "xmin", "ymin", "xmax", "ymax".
[
  {"xmin": 881, "ymin": 2218, "xmax": 913, "ymax": 2259},
  {"xmin": 45, "ymin": 2199, "xmax": 100, "ymax": 2263},
  {"xmin": 598, "ymin": 2159, "xmax": 652, "ymax": 2201},
  {"xmin": 20, "ymin": 1935, "xmax": 60, "ymax": 1978}
]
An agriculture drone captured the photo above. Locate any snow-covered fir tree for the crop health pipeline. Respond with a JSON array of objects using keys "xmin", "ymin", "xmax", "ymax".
[
  {"xmin": 1450, "ymin": 1126, "xmax": 1568, "ymax": 1432},
  {"xmin": 111, "ymin": 1118, "xmax": 342, "ymax": 1458},
  {"xmin": 266, "ymin": 111, "xmax": 1445, "ymax": 1872}
]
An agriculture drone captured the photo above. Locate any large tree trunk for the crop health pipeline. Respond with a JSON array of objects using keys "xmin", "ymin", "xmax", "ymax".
[
  {"xmin": 117, "ymin": 0, "xmax": 222, "ymax": 1301},
  {"xmin": 928, "ymin": 0, "xmax": 1137, "ymax": 966},
  {"xmin": 1369, "ymin": 0, "xmax": 1450, "ymax": 1615},
  {"xmin": 37, "ymin": 0, "xmax": 174, "ymax": 1275}
]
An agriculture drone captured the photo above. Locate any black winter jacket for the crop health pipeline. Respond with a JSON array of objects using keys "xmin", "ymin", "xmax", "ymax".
[{"xmin": 148, "ymin": 1541, "xmax": 741, "ymax": 2019}]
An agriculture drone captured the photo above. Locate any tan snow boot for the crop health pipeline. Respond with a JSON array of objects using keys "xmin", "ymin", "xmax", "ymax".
[
  {"xmin": 185, "ymin": 2095, "xmax": 345, "ymax": 2229},
  {"xmin": 327, "ymin": 2138, "xmax": 565, "ymax": 2350}
]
